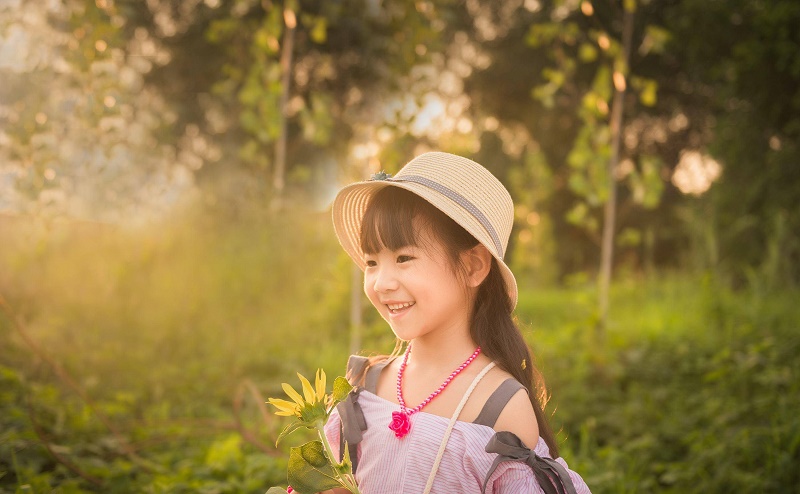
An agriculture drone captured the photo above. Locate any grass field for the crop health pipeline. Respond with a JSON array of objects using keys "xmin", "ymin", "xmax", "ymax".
[{"xmin": 1, "ymin": 214, "xmax": 798, "ymax": 493}]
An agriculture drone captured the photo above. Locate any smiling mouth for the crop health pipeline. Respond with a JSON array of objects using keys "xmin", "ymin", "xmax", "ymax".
[{"xmin": 386, "ymin": 301, "xmax": 416, "ymax": 314}]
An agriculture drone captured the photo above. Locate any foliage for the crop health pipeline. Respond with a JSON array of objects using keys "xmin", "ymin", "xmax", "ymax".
[
  {"xmin": 517, "ymin": 274, "xmax": 800, "ymax": 493},
  {"xmin": 4, "ymin": 0, "xmax": 798, "ymax": 285},
  {"xmin": 2, "ymin": 203, "xmax": 798, "ymax": 492},
  {"xmin": 0, "ymin": 207, "xmax": 347, "ymax": 492},
  {"xmin": 527, "ymin": 0, "xmax": 665, "ymax": 242},
  {"xmin": 0, "ymin": 0, "xmax": 203, "ymax": 223},
  {"xmin": 661, "ymin": 0, "xmax": 800, "ymax": 287}
]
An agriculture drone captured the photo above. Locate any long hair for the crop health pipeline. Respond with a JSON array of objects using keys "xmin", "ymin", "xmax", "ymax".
[{"xmin": 356, "ymin": 186, "xmax": 560, "ymax": 457}]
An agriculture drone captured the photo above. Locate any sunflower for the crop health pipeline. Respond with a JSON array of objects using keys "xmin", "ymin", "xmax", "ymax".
[{"xmin": 268, "ymin": 369, "xmax": 327, "ymax": 420}]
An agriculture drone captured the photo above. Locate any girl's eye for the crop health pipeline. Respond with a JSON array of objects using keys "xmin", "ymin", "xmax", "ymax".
[
  {"xmin": 397, "ymin": 255, "xmax": 414, "ymax": 263},
  {"xmin": 365, "ymin": 259, "xmax": 377, "ymax": 267}
]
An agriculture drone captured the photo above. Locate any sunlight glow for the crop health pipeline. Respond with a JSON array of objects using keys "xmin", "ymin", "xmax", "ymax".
[
  {"xmin": 672, "ymin": 150, "xmax": 722, "ymax": 196},
  {"xmin": 598, "ymin": 34, "xmax": 610, "ymax": 50}
]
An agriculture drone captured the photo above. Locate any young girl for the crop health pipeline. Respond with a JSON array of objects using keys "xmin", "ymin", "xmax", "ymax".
[{"xmin": 325, "ymin": 152, "xmax": 590, "ymax": 493}]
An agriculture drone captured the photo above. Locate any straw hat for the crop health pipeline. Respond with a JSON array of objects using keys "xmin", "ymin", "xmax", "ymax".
[{"xmin": 332, "ymin": 151, "xmax": 518, "ymax": 308}]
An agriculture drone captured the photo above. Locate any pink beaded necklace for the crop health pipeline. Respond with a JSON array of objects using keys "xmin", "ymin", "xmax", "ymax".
[{"xmin": 388, "ymin": 343, "xmax": 482, "ymax": 439}]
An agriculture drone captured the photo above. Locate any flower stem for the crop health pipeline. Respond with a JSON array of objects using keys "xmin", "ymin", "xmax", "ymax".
[{"xmin": 315, "ymin": 420, "xmax": 360, "ymax": 494}]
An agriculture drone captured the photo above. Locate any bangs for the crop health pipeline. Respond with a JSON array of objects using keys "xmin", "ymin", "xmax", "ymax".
[{"xmin": 360, "ymin": 187, "xmax": 431, "ymax": 255}]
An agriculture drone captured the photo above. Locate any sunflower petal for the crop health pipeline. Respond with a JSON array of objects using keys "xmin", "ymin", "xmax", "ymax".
[
  {"xmin": 315, "ymin": 369, "xmax": 326, "ymax": 401},
  {"xmin": 297, "ymin": 372, "xmax": 316, "ymax": 404},
  {"xmin": 282, "ymin": 383, "xmax": 305, "ymax": 406},
  {"xmin": 268, "ymin": 398, "xmax": 299, "ymax": 414}
]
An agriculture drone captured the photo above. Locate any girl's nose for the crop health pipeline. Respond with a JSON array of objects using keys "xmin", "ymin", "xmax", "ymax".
[{"xmin": 371, "ymin": 266, "xmax": 399, "ymax": 293}]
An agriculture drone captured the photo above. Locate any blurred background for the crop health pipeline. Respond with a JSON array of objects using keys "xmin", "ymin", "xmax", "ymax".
[{"xmin": 1, "ymin": 0, "xmax": 798, "ymax": 492}]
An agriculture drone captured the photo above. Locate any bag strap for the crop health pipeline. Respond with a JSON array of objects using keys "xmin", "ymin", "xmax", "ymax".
[
  {"xmin": 422, "ymin": 362, "xmax": 496, "ymax": 494},
  {"xmin": 473, "ymin": 378, "xmax": 525, "ymax": 428}
]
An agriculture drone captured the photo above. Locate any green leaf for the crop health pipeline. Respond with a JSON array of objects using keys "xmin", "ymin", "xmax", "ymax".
[
  {"xmin": 592, "ymin": 65, "xmax": 613, "ymax": 102},
  {"xmin": 331, "ymin": 376, "xmax": 352, "ymax": 405},
  {"xmin": 531, "ymin": 84, "xmax": 557, "ymax": 108},
  {"xmin": 336, "ymin": 440, "xmax": 352, "ymax": 475},
  {"xmin": 566, "ymin": 202, "xmax": 589, "ymax": 226},
  {"xmin": 542, "ymin": 68, "xmax": 565, "ymax": 87},
  {"xmin": 310, "ymin": 17, "xmax": 327, "ymax": 44},
  {"xmin": 266, "ymin": 488, "xmax": 291, "ymax": 494},
  {"xmin": 639, "ymin": 155, "xmax": 664, "ymax": 208},
  {"xmin": 617, "ymin": 227, "xmax": 642, "ymax": 247},
  {"xmin": 287, "ymin": 440, "xmax": 342, "ymax": 494},
  {"xmin": 298, "ymin": 401, "xmax": 328, "ymax": 423},
  {"xmin": 641, "ymin": 25, "xmax": 671, "ymax": 55},
  {"xmin": 568, "ymin": 173, "xmax": 590, "ymax": 196},
  {"xmin": 276, "ymin": 420, "xmax": 309, "ymax": 446},
  {"xmin": 526, "ymin": 23, "xmax": 561, "ymax": 47},
  {"xmin": 579, "ymin": 43, "xmax": 598, "ymax": 62},
  {"xmin": 640, "ymin": 84, "xmax": 657, "ymax": 106}
]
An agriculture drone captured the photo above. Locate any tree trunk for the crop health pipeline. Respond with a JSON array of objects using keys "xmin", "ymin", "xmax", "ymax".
[
  {"xmin": 598, "ymin": 3, "xmax": 635, "ymax": 334},
  {"xmin": 271, "ymin": 4, "xmax": 296, "ymax": 212}
]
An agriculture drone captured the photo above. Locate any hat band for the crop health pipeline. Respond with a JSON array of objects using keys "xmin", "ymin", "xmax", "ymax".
[{"xmin": 389, "ymin": 175, "xmax": 505, "ymax": 259}]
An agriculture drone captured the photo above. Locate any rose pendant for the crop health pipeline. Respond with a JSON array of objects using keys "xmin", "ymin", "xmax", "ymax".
[{"xmin": 388, "ymin": 410, "xmax": 412, "ymax": 438}]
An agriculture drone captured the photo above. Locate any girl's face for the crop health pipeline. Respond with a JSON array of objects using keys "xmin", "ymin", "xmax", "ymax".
[{"xmin": 363, "ymin": 222, "xmax": 472, "ymax": 342}]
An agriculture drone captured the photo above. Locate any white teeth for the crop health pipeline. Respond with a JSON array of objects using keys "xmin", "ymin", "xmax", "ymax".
[{"xmin": 387, "ymin": 302, "xmax": 415, "ymax": 311}]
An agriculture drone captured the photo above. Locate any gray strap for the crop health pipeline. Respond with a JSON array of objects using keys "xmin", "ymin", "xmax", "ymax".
[
  {"xmin": 337, "ymin": 355, "xmax": 370, "ymax": 474},
  {"xmin": 338, "ymin": 355, "xmax": 395, "ymax": 474},
  {"xmin": 473, "ymin": 378, "xmax": 525, "ymax": 428},
  {"xmin": 364, "ymin": 356, "xmax": 396, "ymax": 394},
  {"xmin": 481, "ymin": 431, "xmax": 578, "ymax": 494},
  {"xmin": 337, "ymin": 389, "xmax": 366, "ymax": 473},
  {"xmin": 346, "ymin": 355, "xmax": 370, "ymax": 386}
]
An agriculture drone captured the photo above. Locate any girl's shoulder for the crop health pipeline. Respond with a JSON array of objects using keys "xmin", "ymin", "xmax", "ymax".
[
  {"xmin": 477, "ymin": 366, "xmax": 540, "ymax": 448},
  {"xmin": 493, "ymin": 390, "xmax": 541, "ymax": 449}
]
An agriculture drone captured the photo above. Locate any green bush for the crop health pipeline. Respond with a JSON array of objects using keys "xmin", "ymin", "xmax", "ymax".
[{"xmin": 519, "ymin": 275, "xmax": 800, "ymax": 493}]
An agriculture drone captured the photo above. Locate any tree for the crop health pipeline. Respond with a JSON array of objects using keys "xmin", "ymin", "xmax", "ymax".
[
  {"xmin": 0, "ymin": 0, "xmax": 204, "ymax": 223},
  {"xmin": 661, "ymin": 0, "xmax": 800, "ymax": 287}
]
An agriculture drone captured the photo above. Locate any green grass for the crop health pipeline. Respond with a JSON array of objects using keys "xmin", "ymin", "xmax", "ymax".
[
  {"xmin": 1, "ymin": 214, "xmax": 798, "ymax": 493},
  {"xmin": 516, "ymin": 275, "xmax": 800, "ymax": 493}
]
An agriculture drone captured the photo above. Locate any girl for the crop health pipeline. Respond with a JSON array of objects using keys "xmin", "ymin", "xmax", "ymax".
[{"xmin": 325, "ymin": 152, "xmax": 590, "ymax": 493}]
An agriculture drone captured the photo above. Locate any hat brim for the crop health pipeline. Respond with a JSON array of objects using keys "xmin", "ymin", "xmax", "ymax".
[{"xmin": 331, "ymin": 179, "xmax": 519, "ymax": 309}]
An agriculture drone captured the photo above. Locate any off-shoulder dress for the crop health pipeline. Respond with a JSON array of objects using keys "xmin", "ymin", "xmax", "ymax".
[{"xmin": 323, "ymin": 357, "xmax": 591, "ymax": 494}]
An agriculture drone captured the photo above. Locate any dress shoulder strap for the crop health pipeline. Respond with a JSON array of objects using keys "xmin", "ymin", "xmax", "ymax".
[
  {"xmin": 338, "ymin": 355, "xmax": 395, "ymax": 475},
  {"xmin": 473, "ymin": 378, "xmax": 526, "ymax": 428},
  {"xmin": 364, "ymin": 356, "xmax": 396, "ymax": 394},
  {"xmin": 346, "ymin": 355, "xmax": 370, "ymax": 386}
]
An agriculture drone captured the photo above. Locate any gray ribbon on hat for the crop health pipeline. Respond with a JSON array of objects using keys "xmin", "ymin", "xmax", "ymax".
[
  {"xmin": 371, "ymin": 172, "xmax": 505, "ymax": 259},
  {"xmin": 336, "ymin": 388, "xmax": 367, "ymax": 474},
  {"xmin": 481, "ymin": 431, "xmax": 578, "ymax": 494}
]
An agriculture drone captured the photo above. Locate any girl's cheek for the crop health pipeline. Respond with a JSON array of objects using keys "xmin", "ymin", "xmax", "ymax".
[
  {"xmin": 363, "ymin": 275, "xmax": 377, "ymax": 299},
  {"xmin": 364, "ymin": 290, "xmax": 385, "ymax": 313}
]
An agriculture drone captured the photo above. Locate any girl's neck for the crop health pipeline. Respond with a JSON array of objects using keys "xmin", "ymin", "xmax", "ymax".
[{"xmin": 406, "ymin": 327, "xmax": 479, "ymax": 373}]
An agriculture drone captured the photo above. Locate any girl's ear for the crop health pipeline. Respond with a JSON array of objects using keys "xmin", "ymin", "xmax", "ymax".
[{"xmin": 463, "ymin": 244, "xmax": 492, "ymax": 288}]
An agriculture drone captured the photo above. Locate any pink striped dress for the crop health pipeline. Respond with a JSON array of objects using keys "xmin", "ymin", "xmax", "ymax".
[{"xmin": 324, "ymin": 387, "xmax": 591, "ymax": 493}]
